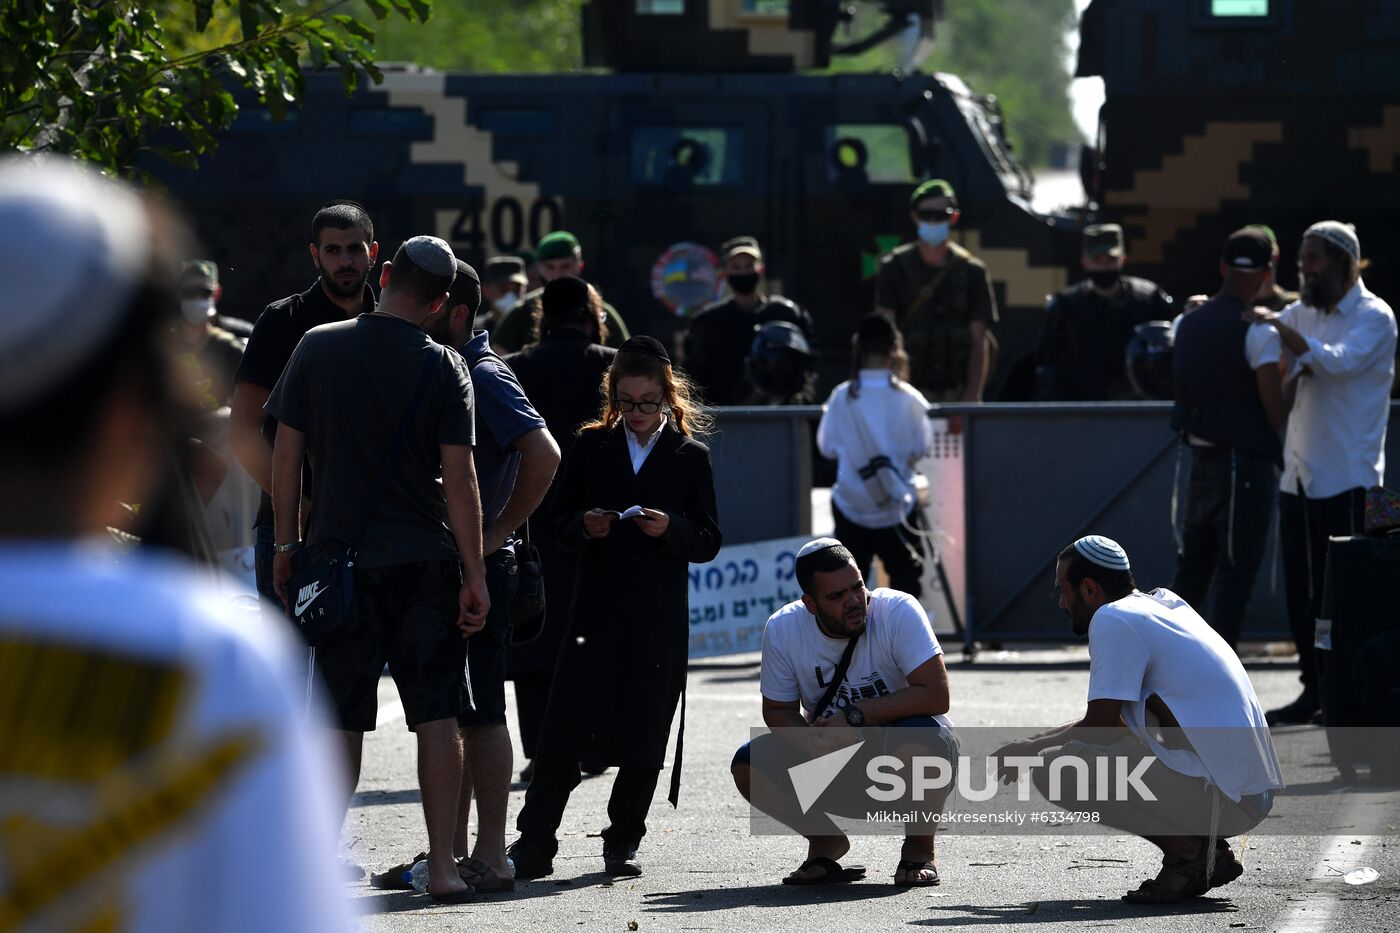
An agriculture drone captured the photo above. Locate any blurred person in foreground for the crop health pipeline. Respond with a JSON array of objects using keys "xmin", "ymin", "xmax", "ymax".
[{"xmin": 0, "ymin": 156, "xmax": 352, "ymax": 930}]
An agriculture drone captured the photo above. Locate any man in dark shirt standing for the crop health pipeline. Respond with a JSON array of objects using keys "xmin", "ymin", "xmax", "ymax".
[
  {"xmin": 683, "ymin": 236, "xmax": 813, "ymax": 406},
  {"xmin": 267, "ymin": 236, "xmax": 489, "ymax": 904},
  {"xmin": 1036, "ymin": 224, "xmax": 1173, "ymax": 400},
  {"xmin": 875, "ymin": 180, "xmax": 997, "ymax": 409},
  {"xmin": 418, "ymin": 259, "xmax": 561, "ymax": 892},
  {"xmin": 1170, "ymin": 228, "xmax": 1285, "ymax": 649},
  {"xmin": 504, "ymin": 275, "xmax": 617, "ymax": 781},
  {"xmin": 230, "ymin": 201, "xmax": 378, "ymax": 619}
]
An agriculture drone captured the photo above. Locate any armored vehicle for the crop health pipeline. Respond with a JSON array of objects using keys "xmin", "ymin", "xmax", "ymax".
[{"xmin": 149, "ymin": 0, "xmax": 1079, "ymax": 397}]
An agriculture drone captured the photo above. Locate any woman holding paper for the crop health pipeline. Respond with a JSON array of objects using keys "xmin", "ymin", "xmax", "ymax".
[
  {"xmin": 816, "ymin": 313, "xmax": 933, "ymax": 597},
  {"xmin": 509, "ymin": 335, "xmax": 722, "ymax": 881}
]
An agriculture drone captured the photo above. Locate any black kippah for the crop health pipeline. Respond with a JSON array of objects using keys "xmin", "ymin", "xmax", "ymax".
[{"xmin": 618, "ymin": 335, "xmax": 671, "ymax": 363}]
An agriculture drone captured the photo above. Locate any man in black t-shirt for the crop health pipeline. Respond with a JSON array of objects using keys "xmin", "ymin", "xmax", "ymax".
[
  {"xmin": 267, "ymin": 236, "xmax": 489, "ymax": 904},
  {"xmin": 229, "ymin": 201, "xmax": 379, "ymax": 618}
]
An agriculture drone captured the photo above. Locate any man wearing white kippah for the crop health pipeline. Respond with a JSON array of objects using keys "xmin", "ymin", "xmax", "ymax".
[
  {"xmin": 993, "ymin": 536, "xmax": 1283, "ymax": 905},
  {"xmin": 266, "ymin": 235, "xmax": 491, "ymax": 903},
  {"xmin": 731, "ymin": 538, "xmax": 956, "ymax": 887},
  {"xmin": 1244, "ymin": 221, "xmax": 1397, "ymax": 725}
]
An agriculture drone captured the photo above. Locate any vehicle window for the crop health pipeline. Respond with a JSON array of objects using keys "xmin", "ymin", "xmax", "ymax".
[
  {"xmin": 741, "ymin": 0, "xmax": 789, "ymax": 13},
  {"xmin": 636, "ymin": 0, "xmax": 685, "ymax": 13},
  {"xmin": 825, "ymin": 124, "xmax": 916, "ymax": 184},
  {"xmin": 631, "ymin": 127, "xmax": 746, "ymax": 187},
  {"xmin": 1211, "ymin": 0, "xmax": 1268, "ymax": 15}
]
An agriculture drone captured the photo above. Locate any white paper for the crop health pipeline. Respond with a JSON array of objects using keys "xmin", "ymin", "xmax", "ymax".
[{"xmin": 609, "ymin": 505, "xmax": 648, "ymax": 520}]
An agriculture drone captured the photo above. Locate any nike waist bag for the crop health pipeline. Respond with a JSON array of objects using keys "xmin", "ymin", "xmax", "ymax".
[{"xmin": 287, "ymin": 539, "xmax": 357, "ymax": 647}]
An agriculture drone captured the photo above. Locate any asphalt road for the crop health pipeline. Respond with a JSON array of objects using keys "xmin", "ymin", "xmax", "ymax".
[{"xmin": 342, "ymin": 648, "xmax": 1399, "ymax": 932}]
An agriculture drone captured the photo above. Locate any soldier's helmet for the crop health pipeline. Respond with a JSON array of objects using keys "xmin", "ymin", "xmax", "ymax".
[
  {"xmin": 746, "ymin": 320, "xmax": 815, "ymax": 401},
  {"xmin": 1125, "ymin": 320, "xmax": 1174, "ymax": 400}
]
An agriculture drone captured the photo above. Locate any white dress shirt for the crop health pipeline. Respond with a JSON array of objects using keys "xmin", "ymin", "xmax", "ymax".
[
  {"xmin": 817, "ymin": 370, "xmax": 934, "ymax": 528},
  {"xmin": 625, "ymin": 414, "xmax": 667, "ymax": 473},
  {"xmin": 1278, "ymin": 279, "xmax": 1397, "ymax": 498}
]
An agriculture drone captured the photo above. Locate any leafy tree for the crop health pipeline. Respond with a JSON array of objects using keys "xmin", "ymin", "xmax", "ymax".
[{"xmin": 0, "ymin": 0, "xmax": 432, "ymax": 176}]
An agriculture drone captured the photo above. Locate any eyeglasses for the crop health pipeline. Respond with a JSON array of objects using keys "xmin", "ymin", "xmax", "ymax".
[
  {"xmin": 614, "ymin": 397, "xmax": 663, "ymax": 414},
  {"xmin": 914, "ymin": 207, "xmax": 956, "ymax": 222}
]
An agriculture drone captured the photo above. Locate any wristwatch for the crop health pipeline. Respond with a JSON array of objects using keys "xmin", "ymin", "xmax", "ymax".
[
  {"xmin": 273, "ymin": 541, "xmax": 301, "ymax": 553},
  {"xmin": 844, "ymin": 705, "xmax": 866, "ymax": 728}
]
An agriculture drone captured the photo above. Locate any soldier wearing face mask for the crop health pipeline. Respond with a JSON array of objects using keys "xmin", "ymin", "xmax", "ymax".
[
  {"xmin": 682, "ymin": 236, "xmax": 813, "ymax": 406},
  {"xmin": 176, "ymin": 259, "xmax": 245, "ymax": 411},
  {"xmin": 875, "ymin": 179, "xmax": 997, "ymax": 411},
  {"xmin": 1036, "ymin": 224, "xmax": 1173, "ymax": 401},
  {"xmin": 476, "ymin": 256, "xmax": 529, "ymax": 334}
]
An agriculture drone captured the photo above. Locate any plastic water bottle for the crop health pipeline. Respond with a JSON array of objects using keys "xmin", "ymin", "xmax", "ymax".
[{"xmin": 410, "ymin": 859, "xmax": 429, "ymax": 894}]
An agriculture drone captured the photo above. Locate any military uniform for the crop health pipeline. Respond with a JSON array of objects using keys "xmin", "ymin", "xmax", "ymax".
[
  {"xmin": 1037, "ymin": 276, "xmax": 1173, "ymax": 401},
  {"xmin": 875, "ymin": 241, "xmax": 997, "ymax": 401},
  {"xmin": 493, "ymin": 288, "xmax": 630, "ymax": 354},
  {"xmin": 181, "ymin": 325, "xmax": 246, "ymax": 411}
]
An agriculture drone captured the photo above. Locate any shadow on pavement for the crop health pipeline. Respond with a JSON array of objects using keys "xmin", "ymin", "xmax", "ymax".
[
  {"xmin": 350, "ymin": 788, "xmax": 421, "ymax": 809},
  {"xmin": 641, "ymin": 881, "xmax": 911, "ymax": 911},
  {"xmin": 908, "ymin": 896, "xmax": 1243, "ymax": 925}
]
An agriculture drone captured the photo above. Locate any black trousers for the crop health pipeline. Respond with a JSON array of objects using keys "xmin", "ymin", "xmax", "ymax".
[
  {"xmin": 1278, "ymin": 484, "xmax": 1366, "ymax": 699},
  {"xmin": 832, "ymin": 503, "xmax": 924, "ymax": 598},
  {"xmin": 515, "ymin": 756, "xmax": 661, "ymax": 852},
  {"xmin": 1170, "ymin": 447, "xmax": 1278, "ymax": 649},
  {"xmin": 512, "ymin": 670, "xmax": 553, "ymax": 759}
]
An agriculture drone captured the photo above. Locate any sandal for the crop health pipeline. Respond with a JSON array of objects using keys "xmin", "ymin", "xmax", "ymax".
[
  {"xmin": 781, "ymin": 856, "xmax": 866, "ymax": 886},
  {"xmin": 369, "ymin": 852, "xmax": 427, "ymax": 891},
  {"xmin": 458, "ymin": 857, "xmax": 516, "ymax": 893},
  {"xmin": 1210, "ymin": 839, "xmax": 1244, "ymax": 889},
  {"xmin": 1122, "ymin": 846, "xmax": 1211, "ymax": 904},
  {"xmin": 894, "ymin": 859, "xmax": 940, "ymax": 887}
]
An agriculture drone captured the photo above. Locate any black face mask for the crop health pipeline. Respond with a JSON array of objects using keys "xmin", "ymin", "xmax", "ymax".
[
  {"xmin": 1089, "ymin": 269, "xmax": 1122, "ymax": 290},
  {"xmin": 728, "ymin": 272, "xmax": 760, "ymax": 296}
]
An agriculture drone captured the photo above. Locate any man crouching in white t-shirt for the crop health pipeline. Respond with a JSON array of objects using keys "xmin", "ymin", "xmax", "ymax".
[
  {"xmin": 730, "ymin": 538, "xmax": 957, "ymax": 887},
  {"xmin": 993, "ymin": 535, "xmax": 1284, "ymax": 905}
]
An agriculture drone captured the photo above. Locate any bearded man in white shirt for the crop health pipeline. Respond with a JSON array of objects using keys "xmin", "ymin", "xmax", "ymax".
[
  {"xmin": 993, "ymin": 537, "xmax": 1283, "ymax": 905},
  {"xmin": 1245, "ymin": 221, "xmax": 1397, "ymax": 725}
]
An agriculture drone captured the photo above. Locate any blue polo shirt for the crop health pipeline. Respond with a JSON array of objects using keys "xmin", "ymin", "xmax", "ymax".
[{"xmin": 462, "ymin": 330, "xmax": 547, "ymax": 539}]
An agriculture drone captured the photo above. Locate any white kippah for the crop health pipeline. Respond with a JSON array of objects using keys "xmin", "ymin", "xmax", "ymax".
[
  {"xmin": 1072, "ymin": 535, "xmax": 1130, "ymax": 571},
  {"xmin": 0, "ymin": 155, "xmax": 150, "ymax": 415},
  {"xmin": 403, "ymin": 235, "xmax": 457, "ymax": 277},
  {"xmin": 797, "ymin": 537, "xmax": 844, "ymax": 559},
  {"xmin": 1304, "ymin": 220, "xmax": 1361, "ymax": 262}
]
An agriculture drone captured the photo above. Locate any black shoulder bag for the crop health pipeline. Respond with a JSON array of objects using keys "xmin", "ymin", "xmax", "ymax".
[
  {"xmin": 807, "ymin": 629, "xmax": 863, "ymax": 724},
  {"xmin": 286, "ymin": 353, "xmax": 438, "ymax": 646}
]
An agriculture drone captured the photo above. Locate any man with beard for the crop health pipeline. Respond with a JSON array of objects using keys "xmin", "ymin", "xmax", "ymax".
[
  {"xmin": 1037, "ymin": 224, "xmax": 1173, "ymax": 400},
  {"xmin": 683, "ymin": 236, "xmax": 813, "ymax": 406},
  {"xmin": 730, "ymin": 538, "xmax": 956, "ymax": 887},
  {"xmin": 1244, "ymin": 221, "xmax": 1397, "ymax": 725},
  {"xmin": 993, "ymin": 536, "xmax": 1282, "ymax": 905},
  {"xmin": 230, "ymin": 201, "xmax": 378, "ymax": 643}
]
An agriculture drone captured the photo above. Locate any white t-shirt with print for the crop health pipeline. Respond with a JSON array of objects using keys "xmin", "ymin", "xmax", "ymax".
[
  {"xmin": 0, "ymin": 543, "xmax": 354, "ymax": 933},
  {"xmin": 760, "ymin": 587, "xmax": 948, "ymax": 726},
  {"xmin": 1087, "ymin": 588, "xmax": 1284, "ymax": 802}
]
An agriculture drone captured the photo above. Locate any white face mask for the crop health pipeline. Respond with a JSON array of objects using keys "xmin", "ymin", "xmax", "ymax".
[
  {"xmin": 492, "ymin": 292, "xmax": 520, "ymax": 314},
  {"xmin": 181, "ymin": 297, "xmax": 216, "ymax": 325}
]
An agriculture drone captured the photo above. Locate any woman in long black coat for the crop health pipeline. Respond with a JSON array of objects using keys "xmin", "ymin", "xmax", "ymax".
[{"xmin": 509, "ymin": 335, "xmax": 722, "ymax": 880}]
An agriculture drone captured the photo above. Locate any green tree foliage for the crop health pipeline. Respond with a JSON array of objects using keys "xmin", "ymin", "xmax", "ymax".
[
  {"xmin": 366, "ymin": 0, "xmax": 585, "ymax": 71},
  {"xmin": 0, "ymin": 0, "xmax": 431, "ymax": 176},
  {"xmin": 829, "ymin": 0, "xmax": 1081, "ymax": 166}
]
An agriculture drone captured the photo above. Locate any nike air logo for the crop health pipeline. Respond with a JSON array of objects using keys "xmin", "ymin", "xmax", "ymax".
[{"xmin": 294, "ymin": 581, "xmax": 326, "ymax": 618}]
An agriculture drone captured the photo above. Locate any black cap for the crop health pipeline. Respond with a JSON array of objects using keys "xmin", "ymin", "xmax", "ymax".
[
  {"xmin": 447, "ymin": 258, "xmax": 481, "ymax": 313},
  {"xmin": 618, "ymin": 335, "xmax": 671, "ymax": 363},
  {"xmin": 1222, "ymin": 227, "xmax": 1273, "ymax": 271},
  {"xmin": 540, "ymin": 274, "xmax": 590, "ymax": 319},
  {"xmin": 482, "ymin": 256, "xmax": 527, "ymax": 287}
]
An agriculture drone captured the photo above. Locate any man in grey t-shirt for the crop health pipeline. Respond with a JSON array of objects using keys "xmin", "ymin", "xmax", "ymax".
[{"xmin": 267, "ymin": 236, "xmax": 489, "ymax": 904}]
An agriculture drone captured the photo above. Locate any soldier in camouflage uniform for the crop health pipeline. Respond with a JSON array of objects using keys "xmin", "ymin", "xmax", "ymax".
[
  {"xmin": 875, "ymin": 179, "xmax": 997, "ymax": 409},
  {"xmin": 1036, "ymin": 224, "xmax": 1173, "ymax": 401},
  {"xmin": 176, "ymin": 260, "xmax": 245, "ymax": 411}
]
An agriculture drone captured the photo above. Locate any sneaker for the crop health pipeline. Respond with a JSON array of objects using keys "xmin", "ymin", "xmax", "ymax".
[
  {"xmin": 603, "ymin": 842, "xmax": 642, "ymax": 877},
  {"xmin": 1265, "ymin": 692, "xmax": 1320, "ymax": 727},
  {"xmin": 506, "ymin": 836, "xmax": 555, "ymax": 880}
]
